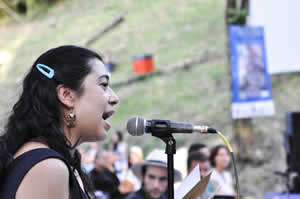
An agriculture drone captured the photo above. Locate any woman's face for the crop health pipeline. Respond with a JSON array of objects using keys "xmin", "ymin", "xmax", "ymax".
[
  {"xmin": 214, "ymin": 147, "xmax": 230, "ymax": 170},
  {"xmin": 129, "ymin": 152, "xmax": 142, "ymax": 165},
  {"xmin": 74, "ymin": 59, "xmax": 119, "ymax": 142}
]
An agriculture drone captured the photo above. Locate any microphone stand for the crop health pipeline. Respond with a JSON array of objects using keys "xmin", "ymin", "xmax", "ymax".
[{"xmin": 150, "ymin": 120, "xmax": 176, "ymax": 199}]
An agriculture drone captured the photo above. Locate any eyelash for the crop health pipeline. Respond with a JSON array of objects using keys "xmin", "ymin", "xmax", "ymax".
[{"xmin": 100, "ymin": 83, "xmax": 108, "ymax": 90}]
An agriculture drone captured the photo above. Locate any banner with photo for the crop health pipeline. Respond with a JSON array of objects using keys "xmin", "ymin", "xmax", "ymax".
[{"xmin": 229, "ymin": 25, "xmax": 275, "ymax": 119}]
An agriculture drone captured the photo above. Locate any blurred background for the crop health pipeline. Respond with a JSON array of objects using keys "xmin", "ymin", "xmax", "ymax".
[{"xmin": 1, "ymin": 0, "xmax": 300, "ymax": 198}]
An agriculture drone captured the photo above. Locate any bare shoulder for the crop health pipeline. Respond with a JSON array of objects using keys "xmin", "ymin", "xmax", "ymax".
[
  {"xmin": 32, "ymin": 157, "xmax": 70, "ymax": 175},
  {"xmin": 16, "ymin": 158, "xmax": 70, "ymax": 199}
]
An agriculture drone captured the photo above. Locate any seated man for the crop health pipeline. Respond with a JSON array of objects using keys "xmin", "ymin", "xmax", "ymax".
[
  {"xmin": 187, "ymin": 151, "xmax": 214, "ymax": 199},
  {"xmin": 89, "ymin": 149, "xmax": 123, "ymax": 199},
  {"xmin": 125, "ymin": 149, "xmax": 182, "ymax": 199}
]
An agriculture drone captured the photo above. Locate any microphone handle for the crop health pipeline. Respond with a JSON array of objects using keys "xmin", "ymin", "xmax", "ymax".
[
  {"xmin": 145, "ymin": 119, "xmax": 194, "ymax": 134},
  {"xmin": 170, "ymin": 122, "xmax": 194, "ymax": 133}
]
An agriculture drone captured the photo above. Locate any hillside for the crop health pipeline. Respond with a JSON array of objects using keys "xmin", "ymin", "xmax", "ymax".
[{"xmin": 1, "ymin": 0, "xmax": 300, "ymax": 198}]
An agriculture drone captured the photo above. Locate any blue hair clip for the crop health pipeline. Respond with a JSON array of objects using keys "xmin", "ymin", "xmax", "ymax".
[{"xmin": 36, "ymin": 64, "xmax": 55, "ymax": 79}]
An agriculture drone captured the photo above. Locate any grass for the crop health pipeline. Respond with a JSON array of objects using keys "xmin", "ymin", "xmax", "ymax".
[
  {"xmin": 0, "ymin": 0, "xmax": 229, "ymax": 149},
  {"xmin": 0, "ymin": 0, "xmax": 226, "ymax": 81},
  {"xmin": 0, "ymin": 0, "xmax": 228, "ymax": 128}
]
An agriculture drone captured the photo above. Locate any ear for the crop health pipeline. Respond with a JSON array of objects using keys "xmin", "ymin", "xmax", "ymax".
[{"xmin": 56, "ymin": 84, "xmax": 76, "ymax": 108}]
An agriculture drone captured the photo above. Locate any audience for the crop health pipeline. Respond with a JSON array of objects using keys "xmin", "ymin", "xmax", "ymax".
[{"xmin": 85, "ymin": 138, "xmax": 234, "ymax": 198}]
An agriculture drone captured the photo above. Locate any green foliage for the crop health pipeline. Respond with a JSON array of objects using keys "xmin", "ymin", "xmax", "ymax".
[
  {"xmin": 229, "ymin": 9, "xmax": 248, "ymax": 25},
  {"xmin": 0, "ymin": 0, "xmax": 64, "ymax": 20},
  {"xmin": 0, "ymin": 0, "xmax": 228, "ymax": 150},
  {"xmin": 24, "ymin": 0, "xmax": 62, "ymax": 17},
  {"xmin": 0, "ymin": 0, "xmax": 15, "ymax": 19}
]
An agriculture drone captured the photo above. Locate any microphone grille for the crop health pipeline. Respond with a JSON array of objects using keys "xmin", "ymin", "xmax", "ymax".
[{"xmin": 127, "ymin": 116, "xmax": 145, "ymax": 136}]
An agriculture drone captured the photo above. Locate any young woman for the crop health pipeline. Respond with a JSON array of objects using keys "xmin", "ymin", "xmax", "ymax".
[
  {"xmin": 210, "ymin": 145, "xmax": 235, "ymax": 196},
  {"xmin": 0, "ymin": 45, "xmax": 119, "ymax": 199}
]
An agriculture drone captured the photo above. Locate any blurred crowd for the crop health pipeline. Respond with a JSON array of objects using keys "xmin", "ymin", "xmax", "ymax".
[{"xmin": 79, "ymin": 130, "xmax": 235, "ymax": 199}]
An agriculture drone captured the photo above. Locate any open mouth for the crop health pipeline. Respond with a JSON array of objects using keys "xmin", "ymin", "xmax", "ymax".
[{"xmin": 102, "ymin": 111, "xmax": 114, "ymax": 120}]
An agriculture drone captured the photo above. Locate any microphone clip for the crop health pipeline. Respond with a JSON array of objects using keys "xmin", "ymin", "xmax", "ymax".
[{"xmin": 147, "ymin": 119, "xmax": 173, "ymax": 136}]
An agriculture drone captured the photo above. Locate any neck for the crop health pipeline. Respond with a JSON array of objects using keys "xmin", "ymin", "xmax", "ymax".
[
  {"xmin": 107, "ymin": 165, "xmax": 115, "ymax": 173},
  {"xmin": 95, "ymin": 166, "xmax": 105, "ymax": 172},
  {"xmin": 63, "ymin": 125, "xmax": 81, "ymax": 154},
  {"xmin": 142, "ymin": 187, "xmax": 161, "ymax": 199},
  {"xmin": 216, "ymin": 166, "xmax": 224, "ymax": 173}
]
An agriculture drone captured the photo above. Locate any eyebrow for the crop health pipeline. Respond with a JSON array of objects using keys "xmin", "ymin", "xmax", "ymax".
[
  {"xmin": 98, "ymin": 75, "xmax": 110, "ymax": 82},
  {"xmin": 148, "ymin": 174, "xmax": 167, "ymax": 181}
]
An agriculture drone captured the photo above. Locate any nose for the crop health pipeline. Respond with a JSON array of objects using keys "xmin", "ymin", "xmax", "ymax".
[
  {"xmin": 153, "ymin": 178, "xmax": 160, "ymax": 188},
  {"xmin": 108, "ymin": 87, "xmax": 119, "ymax": 106}
]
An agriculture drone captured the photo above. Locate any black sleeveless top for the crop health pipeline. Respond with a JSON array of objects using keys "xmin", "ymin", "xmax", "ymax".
[{"xmin": 0, "ymin": 148, "xmax": 89, "ymax": 199}]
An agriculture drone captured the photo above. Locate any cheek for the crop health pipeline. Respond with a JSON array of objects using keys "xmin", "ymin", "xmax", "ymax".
[
  {"xmin": 103, "ymin": 92, "xmax": 110, "ymax": 101},
  {"xmin": 87, "ymin": 94, "xmax": 106, "ymax": 117},
  {"xmin": 90, "ymin": 89, "xmax": 106, "ymax": 106},
  {"xmin": 77, "ymin": 97, "xmax": 106, "ymax": 137},
  {"xmin": 216, "ymin": 156, "xmax": 224, "ymax": 166},
  {"xmin": 225, "ymin": 156, "xmax": 230, "ymax": 164},
  {"xmin": 130, "ymin": 154, "xmax": 139, "ymax": 163},
  {"xmin": 161, "ymin": 180, "xmax": 168, "ymax": 188},
  {"xmin": 144, "ymin": 178, "xmax": 151, "ymax": 189},
  {"xmin": 159, "ymin": 181, "xmax": 168, "ymax": 192},
  {"xmin": 79, "ymin": 90, "xmax": 104, "ymax": 110}
]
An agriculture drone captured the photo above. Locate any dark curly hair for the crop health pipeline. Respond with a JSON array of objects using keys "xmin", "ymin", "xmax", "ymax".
[{"xmin": 0, "ymin": 45, "xmax": 103, "ymax": 198}]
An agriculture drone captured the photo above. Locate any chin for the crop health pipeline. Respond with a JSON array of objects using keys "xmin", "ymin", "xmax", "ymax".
[
  {"xmin": 93, "ymin": 126, "xmax": 107, "ymax": 139},
  {"xmin": 92, "ymin": 134, "xmax": 106, "ymax": 142},
  {"xmin": 83, "ymin": 132, "xmax": 106, "ymax": 142},
  {"xmin": 151, "ymin": 194, "xmax": 160, "ymax": 199},
  {"xmin": 96, "ymin": 130, "xmax": 107, "ymax": 141}
]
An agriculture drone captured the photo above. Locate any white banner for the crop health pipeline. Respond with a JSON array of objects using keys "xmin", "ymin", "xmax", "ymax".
[{"xmin": 248, "ymin": 0, "xmax": 300, "ymax": 74}]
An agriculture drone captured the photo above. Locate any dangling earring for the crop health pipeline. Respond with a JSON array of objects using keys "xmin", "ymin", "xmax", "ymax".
[{"xmin": 66, "ymin": 108, "xmax": 76, "ymax": 128}]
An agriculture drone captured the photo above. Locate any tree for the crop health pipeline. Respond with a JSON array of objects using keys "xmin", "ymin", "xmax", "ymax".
[
  {"xmin": 225, "ymin": 0, "xmax": 252, "ymax": 161},
  {"xmin": 0, "ymin": 0, "xmax": 23, "ymax": 23}
]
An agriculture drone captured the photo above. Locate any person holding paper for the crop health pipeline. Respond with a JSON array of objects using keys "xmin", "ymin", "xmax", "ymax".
[
  {"xmin": 187, "ymin": 152, "xmax": 214, "ymax": 199},
  {"xmin": 125, "ymin": 149, "xmax": 182, "ymax": 199}
]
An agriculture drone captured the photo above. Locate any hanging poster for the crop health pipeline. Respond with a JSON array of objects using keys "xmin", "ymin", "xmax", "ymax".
[{"xmin": 229, "ymin": 25, "xmax": 275, "ymax": 119}]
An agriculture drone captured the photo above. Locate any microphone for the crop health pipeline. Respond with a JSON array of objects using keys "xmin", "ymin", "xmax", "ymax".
[{"xmin": 126, "ymin": 116, "xmax": 217, "ymax": 136}]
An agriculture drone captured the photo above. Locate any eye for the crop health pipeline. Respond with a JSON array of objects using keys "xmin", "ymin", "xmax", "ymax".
[
  {"xmin": 159, "ymin": 176, "xmax": 167, "ymax": 182},
  {"xmin": 100, "ymin": 82, "xmax": 108, "ymax": 90},
  {"xmin": 148, "ymin": 175, "xmax": 156, "ymax": 180}
]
